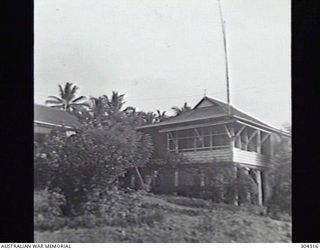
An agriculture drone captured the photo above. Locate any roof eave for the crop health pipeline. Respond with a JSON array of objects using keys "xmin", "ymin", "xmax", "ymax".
[
  {"xmin": 34, "ymin": 120, "xmax": 76, "ymax": 130},
  {"xmin": 233, "ymin": 115, "xmax": 291, "ymax": 136},
  {"xmin": 137, "ymin": 114, "xmax": 228, "ymax": 130}
]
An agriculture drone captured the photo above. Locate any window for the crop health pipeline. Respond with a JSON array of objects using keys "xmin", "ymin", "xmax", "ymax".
[
  {"xmin": 212, "ymin": 134, "xmax": 229, "ymax": 147},
  {"xmin": 204, "ymin": 136, "xmax": 211, "ymax": 147},
  {"xmin": 167, "ymin": 125, "xmax": 229, "ymax": 152},
  {"xmin": 178, "ymin": 138, "xmax": 194, "ymax": 150}
]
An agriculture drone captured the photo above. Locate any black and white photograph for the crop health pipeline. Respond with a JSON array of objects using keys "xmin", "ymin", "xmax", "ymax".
[{"xmin": 34, "ymin": 0, "xmax": 291, "ymax": 243}]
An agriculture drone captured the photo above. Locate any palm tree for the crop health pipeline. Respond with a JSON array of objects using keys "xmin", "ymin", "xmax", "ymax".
[
  {"xmin": 136, "ymin": 111, "xmax": 156, "ymax": 124},
  {"xmin": 104, "ymin": 91, "xmax": 125, "ymax": 116},
  {"xmin": 89, "ymin": 96, "xmax": 107, "ymax": 118},
  {"xmin": 171, "ymin": 102, "xmax": 192, "ymax": 116},
  {"xmin": 143, "ymin": 112, "xmax": 156, "ymax": 124},
  {"xmin": 45, "ymin": 82, "xmax": 88, "ymax": 111},
  {"xmin": 123, "ymin": 106, "xmax": 136, "ymax": 115},
  {"xmin": 155, "ymin": 110, "xmax": 167, "ymax": 122}
]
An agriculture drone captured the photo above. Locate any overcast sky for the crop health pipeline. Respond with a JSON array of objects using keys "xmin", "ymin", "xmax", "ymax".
[{"xmin": 35, "ymin": 0, "xmax": 291, "ymax": 128}]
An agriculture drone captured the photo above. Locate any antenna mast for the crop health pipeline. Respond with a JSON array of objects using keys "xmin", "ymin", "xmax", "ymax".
[{"xmin": 218, "ymin": 0, "xmax": 231, "ymax": 115}]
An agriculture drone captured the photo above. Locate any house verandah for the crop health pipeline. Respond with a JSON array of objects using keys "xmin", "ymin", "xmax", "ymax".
[{"xmin": 123, "ymin": 96, "xmax": 290, "ymax": 206}]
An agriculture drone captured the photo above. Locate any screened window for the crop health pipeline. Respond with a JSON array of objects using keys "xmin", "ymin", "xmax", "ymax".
[{"xmin": 167, "ymin": 125, "xmax": 229, "ymax": 152}]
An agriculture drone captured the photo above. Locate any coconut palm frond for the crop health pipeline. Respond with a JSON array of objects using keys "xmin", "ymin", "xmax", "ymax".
[
  {"xmin": 69, "ymin": 85, "xmax": 79, "ymax": 100},
  {"xmin": 47, "ymin": 96, "xmax": 63, "ymax": 102},
  {"xmin": 172, "ymin": 102, "xmax": 191, "ymax": 116},
  {"xmin": 70, "ymin": 102, "xmax": 90, "ymax": 107},
  {"xmin": 48, "ymin": 104, "xmax": 64, "ymax": 109},
  {"xmin": 58, "ymin": 84, "xmax": 65, "ymax": 99},
  {"xmin": 72, "ymin": 96, "xmax": 86, "ymax": 103},
  {"xmin": 45, "ymin": 99, "xmax": 63, "ymax": 105},
  {"xmin": 63, "ymin": 82, "xmax": 72, "ymax": 100}
]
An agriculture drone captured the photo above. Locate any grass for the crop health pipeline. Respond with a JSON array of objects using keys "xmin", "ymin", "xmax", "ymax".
[{"xmin": 34, "ymin": 193, "xmax": 291, "ymax": 243}]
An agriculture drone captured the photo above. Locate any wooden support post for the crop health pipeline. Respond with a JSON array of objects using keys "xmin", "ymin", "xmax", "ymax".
[
  {"xmin": 175, "ymin": 133, "xmax": 179, "ymax": 153},
  {"xmin": 234, "ymin": 165, "xmax": 239, "ymax": 206},
  {"xmin": 130, "ymin": 174, "xmax": 136, "ymax": 188},
  {"xmin": 270, "ymin": 135, "xmax": 274, "ymax": 157},
  {"xmin": 235, "ymin": 125, "xmax": 246, "ymax": 149},
  {"xmin": 174, "ymin": 169, "xmax": 179, "ymax": 187},
  {"xmin": 193, "ymin": 128, "xmax": 197, "ymax": 152},
  {"xmin": 209, "ymin": 126, "xmax": 213, "ymax": 150},
  {"xmin": 256, "ymin": 170, "xmax": 263, "ymax": 206},
  {"xmin": 261, "ymin": 171, "xmax": 268, "ymax": 205}
]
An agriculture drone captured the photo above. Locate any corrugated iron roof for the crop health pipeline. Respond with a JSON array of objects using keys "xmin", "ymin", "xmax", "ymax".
[
  {"xmin": 34, "ymin": 104, "xmax": 81, "ymax": 128},
  {"xmin": 138, "ymin": 96, "xmax": 285, "ymax": 134}
]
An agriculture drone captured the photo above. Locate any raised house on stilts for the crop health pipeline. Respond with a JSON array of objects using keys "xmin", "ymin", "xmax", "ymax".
[{"xmin": 133, "ymin": 96, "xmax": 290, "ymax": 206}]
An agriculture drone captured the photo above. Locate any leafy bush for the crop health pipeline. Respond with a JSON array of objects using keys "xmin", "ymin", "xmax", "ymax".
[
  {"xmin": 34, "ymin": 189, "xmax": 165, "ymax": 231},
  {"xmin": 266, "ymin": 134, "xmax": 291, "ymax": 217},
  {"xmin": 83, "ymin": 189, "xmax": 165, "ymax": 227},
  {"xmin": 34, "ymin": 122, "xmax": 153, "ymax": 216},
  {"xmin": 34, "ymin": 190, "xmax": 66, "ymax": 231}
]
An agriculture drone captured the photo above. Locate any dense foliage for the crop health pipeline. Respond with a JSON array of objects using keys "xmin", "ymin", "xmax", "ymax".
[
  {"xmin": 35, "ymin": 120, "xmax": 153, "ymax": 216},
  {"xmin": 266, "ymin": 134, "xmax": 291, "ymax": 216}
]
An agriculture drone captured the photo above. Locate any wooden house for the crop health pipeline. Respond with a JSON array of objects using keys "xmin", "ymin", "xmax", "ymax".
[{"xmin": 134, "ymin": 96, "xmax": 290, "ymax": 205}]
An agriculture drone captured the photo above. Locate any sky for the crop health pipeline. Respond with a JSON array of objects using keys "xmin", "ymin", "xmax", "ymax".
[{"xmin": 34, "ymin": 0, "xmax": 291, "ymax": 129}]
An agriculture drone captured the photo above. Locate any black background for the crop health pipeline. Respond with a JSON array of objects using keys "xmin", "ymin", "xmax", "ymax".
[{"xmin": 1, "ymin": 0, "xmax": 319, "ymax": 243}]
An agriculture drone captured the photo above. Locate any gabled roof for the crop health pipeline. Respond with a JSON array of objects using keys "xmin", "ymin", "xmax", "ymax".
[
  {"xmin": 138, "ymin": 96, "xmax": 287, "ymax": 135},
  {"xmin": 34, "ymin": 104, "xmax": 81, "ymax": 128}
]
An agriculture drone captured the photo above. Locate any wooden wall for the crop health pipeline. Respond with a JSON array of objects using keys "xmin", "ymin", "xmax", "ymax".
[
  {"xmin": 233, "ymin": 148, "xmax": 269, "ymax": 167},
  {"xmin": 182, "ymin": 148, "xmax": 233, "ymax": 163}
]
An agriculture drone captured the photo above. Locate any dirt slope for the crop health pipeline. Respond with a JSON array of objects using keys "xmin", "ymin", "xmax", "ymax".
[{"xmin": 35, "ymin": 194, "xmax": 291, "ymax": 243}]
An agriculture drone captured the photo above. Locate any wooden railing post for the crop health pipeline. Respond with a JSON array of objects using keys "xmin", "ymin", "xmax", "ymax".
[
  {"xmin": 244, "ymin": 128, "xmax": 248, "ymax": 151},
  {"xmin": 257, "ymin": 130, "xmax": 261, "ymax": 154}
]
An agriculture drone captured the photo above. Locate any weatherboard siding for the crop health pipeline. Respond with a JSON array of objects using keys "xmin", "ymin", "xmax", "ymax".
[
  {"xmin": 182, "ymin": 148, "xmax": 232, "ymax": 163},
  {"xmin": 233, "ymin": 148, "xmax": 269, "ymax": 167}
]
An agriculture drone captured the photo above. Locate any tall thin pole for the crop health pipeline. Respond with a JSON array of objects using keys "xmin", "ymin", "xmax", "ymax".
[{"xmin": 218, "ymin": 0, "xmax": 231, "ymax": 115}]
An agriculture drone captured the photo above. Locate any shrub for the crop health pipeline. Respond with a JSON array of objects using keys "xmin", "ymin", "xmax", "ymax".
[
  {"xmin": 34, "ymin": 190, "xmax": 66, "ymax": 231},
  {"xmin": 266, "ymin": 134, "xmax": 291, "ymax": 217},
  {"xmin": 34, "ymin": 189, "xmax": 166, "ymax": 231},
  {"xmin": 84, "ymin": 189, "xmax": 165, "ymax": 227},
  {"xmin": 34, "ymin": 122, "xmax": 153, "ymax": 216}
]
